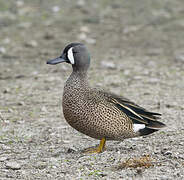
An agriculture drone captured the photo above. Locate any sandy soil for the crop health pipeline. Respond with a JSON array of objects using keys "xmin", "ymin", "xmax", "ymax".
[{"xmin": 0, "ymin": 0, "xmax": 184, "ymax": 179}]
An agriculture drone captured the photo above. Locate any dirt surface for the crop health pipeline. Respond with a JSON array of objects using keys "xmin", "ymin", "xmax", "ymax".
[{"xmin": 0, "ymin": 0, "xmax": 184, "ymax": 179}]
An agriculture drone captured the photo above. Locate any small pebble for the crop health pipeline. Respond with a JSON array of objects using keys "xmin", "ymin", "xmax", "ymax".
[
  {"xmin": 146, "ymin": 48, "xmax": 161, "ymax": 56},
  {"xmin": 52, "ymin": 6, "xmax": 60, "ymax": 13},
  {"xmin": 123, "ymin": 26, "xmax": 140, "ymax": 34},
  {"xmin": 133, "ymin": 76, "xmax": 142, "ymax": 80},
  {"xmin": 34, "ymin": 162, "xmax": 47, "ymax": 169},
  {"xmin": 6, "ymin": 161, "xmax": 21, "ymax": 170},
  {"xmin": 86, "ymin": 38, "xmax": 96, "ymax": 44},
  {"xmin": 32, "ymin": 71, "xmax": 38, "ymax": 75},
  {"xmin": 162, "ymin": 150, "xmax": 172, "ymax": 156},
  {"xmin": 76, "ymin": 0, "xmax": 85, "ymax": 8},
  {"xmin": 3, "ymin": 38, "xmax": 10, "ymax": 44},
  {"xmin": 17, "ymin": 101, "xmax": 25, "ymax": 106},
  {"xmin": 1, "ymin": 145, "xmax": 11, "ymax": 150},
  {"xmin": 142, "ymin": 70, "xmax": 150, "ymax": 75},
  {"xmin": 16, "ymin": 0, "xmax": 24, "ymax": 7},
  {"xmin": 80, "ymin": 26, "xmax": 90, "ymax": 33},
  {"xmin": 123, "ymin": 70, "xmax": 130, "ymax": 75},
  {"xmin": 101, "ymin": 61, "xmax": 116, "ymax": 69},
  {"xmin": 44, "ymin": 32, "xmax": 55, "ymax": 40},
  {"xmin": 18, "ymin": 22, "xmax": 32, "ymax": 29},
  {"xmin": 0, "ymin": 156, "xmax": 7, "ymax": 162},
  {"xmin": 44, "ymin": 76, "xmax": 56, "ymax": 82},
  {"xmin": 175, "ymin": 53, "xmax": 184, "ymax": 62},
  {"xmin": 41, "ymin": 106, "xmax": 47, "ymax": 113},
  {"xmin": 3, "ymin": 88, "xmax": 10, "ymax": 94},
  {"xmin": 24, "ymin": 40, "xmax": 38, "ymax": 48},
  {"xmin": 67, "ymin": 148, "xmax": 76, "ymax": 153},
  {"xmin": 0, "ymin": 47, "xmax": 6, "ymax": 54},
  {"xmin": 8, "ymin": 108, "xmax": 14, "ymax": 113},
  {"xmin": 78, "ymin": 33, "xmax": 87, "ymax": 41},
  {"xmin": 149, "ymin": 78, "xmax": 159, "ymax": 83}
]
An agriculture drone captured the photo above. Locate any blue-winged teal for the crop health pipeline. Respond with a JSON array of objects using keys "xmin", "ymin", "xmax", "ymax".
[{"xmin": 47, "ymin": 43, "xmax": 166, "ymax": 153}]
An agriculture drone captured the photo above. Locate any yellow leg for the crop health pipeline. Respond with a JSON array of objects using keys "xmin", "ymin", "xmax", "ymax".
[{"xmin": 83, "ymin": 137, "xmax": 106, "ymax": 154}]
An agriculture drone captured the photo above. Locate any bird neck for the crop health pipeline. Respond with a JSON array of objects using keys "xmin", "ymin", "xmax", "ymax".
[{"xmin": 66, "ymin": 70, "xmax": 89, "ymax": 89}]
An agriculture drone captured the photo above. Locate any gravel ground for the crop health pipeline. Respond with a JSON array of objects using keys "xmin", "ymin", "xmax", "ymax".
[{"xmin": 0, "ymin": 0, "xmax": 184, "ymax": 179}]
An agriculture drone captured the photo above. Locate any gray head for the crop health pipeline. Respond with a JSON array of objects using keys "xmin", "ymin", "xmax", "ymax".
[{"xmin": 47, "ymin": 43, "xmax": 90, "ymax": 72}]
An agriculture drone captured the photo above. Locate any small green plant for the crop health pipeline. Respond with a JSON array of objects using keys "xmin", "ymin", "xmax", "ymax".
[{"xmin": 88, "ymin": 170, "xmax": 102, "ymax": 177}]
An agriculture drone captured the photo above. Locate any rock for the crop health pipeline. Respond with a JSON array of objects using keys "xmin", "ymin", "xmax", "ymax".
[
  {"xmin": 41, "ymin": 106, "xmax": 47, "ymax": 113},
  {"xmin": 142, "ymin": 69, "xmax": 149, "ymax": 75},
  {"xmin": 44, "ymin": 76, "xmax": 56, "ymax": 82},
  {"xmin": 101, "ymin": 61, "xmax": 116, "ymax": 69},
  {"xmin": 164, "ymin": 151, "xmax": 172, "ymax": 156},
  {"xmin": 0, "ymin": 112, "xmax": 5, "ymax": 121},
  {"xmin": 123, "ymin": 25, "xmax": 141, "ymax": 34},
  {"xmin": 0, "ymin": 47, "xmax": 6, "ymax": 54},
  {"xmin": 8, "ymin": 108, "xmax": 14, "ymax": 113},
  {"xmin": 6, "ymin": 161, "xmax": 21, "ymax": 170},
  {"xmin": 34, "ymin": 162, "xmax": 47, "ymax": 169},
  {"xmin": 175, "ymin": 53, "xmax": 184, "ymax": 62},
  {"xmin": 15, "ymin": 74, "xmax": 25, "ymax": 79},
  {"xmin": 133, "ymin": 76, "xmax": 142, "ymax": 80},
  {"xmin": 80, "ymin": 26, "xmax": 90, "ymax": 33},
  {"xmin": 146, "ymin": 48, "xmax": 161, "ymax": 56},
  {"xmin": 3, "ymin": 88, "xmax": 10, "ymax": 94},
  {"xmin": 16, "ymin": 0, "xmax": 24, "ymax": 7},
  {"xmin": 76, "ymin": 0, "xmax": 85, "ymax": 8},
  {"xmin": 17, "ymin": 101, "xmax": 25, "ymax": 106},
  {"xmin": 43, "ymin": 32, "xmax": 55, "ymax": 40},
  {"xmin": 24, "ymin": 40, "xmax": 38, "ymax": 48},
  {"xmin": 67, "ymin": 148, "xmax": 76, "ymax": 153},
  {"xmin": 78, "ymin": 33, "xmax": 87, "ymax": 41},
  {"xmin": 18, "ymin": 22, "xmax": 32, "ymax": 29},
  {"xmin": 1, "ymin": 145, "xmax": 11, "ymax": 150},
  {"xmin": 149, "ymin": 78, "xmax": 159, "ymax": 83},
  {"xmin": 77, "ymin": 33, "xmax": 96, "ymax": 44},
  {"xmin": 31, "ymin": 71, "xmax": 39, "ymax": 75},
  {"xmin": 0, "ymin": 156, "xmax": 8, "ymax": 161},
  {"xmin": 52, "ymin": 6, "xmax": 60, "ymax": 13},
  {"xmin": 123, "ymin": 70, "xmax": 130, "ymax": 76},
  {"xmin": 3, "ymin": 38, "xmax": 10, "ymax": 44},
  {"xmin": 86, "ymin": 38, "xmax": 96, "ymax": 44},
  {"xmin": 161, "ymin": 150, "xmax": 172, "ymax": 156}
]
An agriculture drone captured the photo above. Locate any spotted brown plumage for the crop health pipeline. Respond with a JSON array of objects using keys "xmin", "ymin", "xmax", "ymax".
[{"xmin": 47, "ymin": 43, "xmax": 166, "ymax": 153}]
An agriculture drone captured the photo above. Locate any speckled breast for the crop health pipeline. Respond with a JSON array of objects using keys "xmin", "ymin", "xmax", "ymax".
[{"xmin": 62, "ymin": 86, "xmax": 135, "ymax": 140}]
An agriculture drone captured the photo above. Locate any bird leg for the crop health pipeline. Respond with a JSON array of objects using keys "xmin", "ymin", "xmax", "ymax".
[{"xmin": 83, "ymin": 137, "xmax": 106, "ymax": 154}]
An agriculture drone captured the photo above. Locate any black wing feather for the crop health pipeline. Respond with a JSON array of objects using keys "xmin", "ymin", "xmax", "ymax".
[{"xmin": 106, "ymin": 93, "xmax": 165, "ymax": 129}]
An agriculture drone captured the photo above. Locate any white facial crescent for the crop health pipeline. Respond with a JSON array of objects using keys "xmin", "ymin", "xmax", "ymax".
[{"xmin": 67, "ymin": 47, "xmax": 75, "ymax": 64}]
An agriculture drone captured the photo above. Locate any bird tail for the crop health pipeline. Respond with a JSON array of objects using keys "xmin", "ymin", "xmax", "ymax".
[{"xmin": 139, "ymin": 120, "xmax": 165, "ymax": 136}]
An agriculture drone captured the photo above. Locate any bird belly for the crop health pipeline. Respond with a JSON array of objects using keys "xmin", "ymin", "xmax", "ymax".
[{"xmin": 62, "ymin": 99, "xmax": 137, "ymax": 140}]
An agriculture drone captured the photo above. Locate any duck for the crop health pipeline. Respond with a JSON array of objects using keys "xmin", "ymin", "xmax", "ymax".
[{"xmin": 47, "ymin": 42, "xmax": 166, "ymax": 153}]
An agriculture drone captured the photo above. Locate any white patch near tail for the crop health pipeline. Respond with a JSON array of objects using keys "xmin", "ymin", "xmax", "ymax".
[
  {"xmin": 67, "ymin": 47, "xmax": 75, "ymax": 64},
  {"xmin": 133, "ymin": 124, "xmax": 145, "ymax": 132}
]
